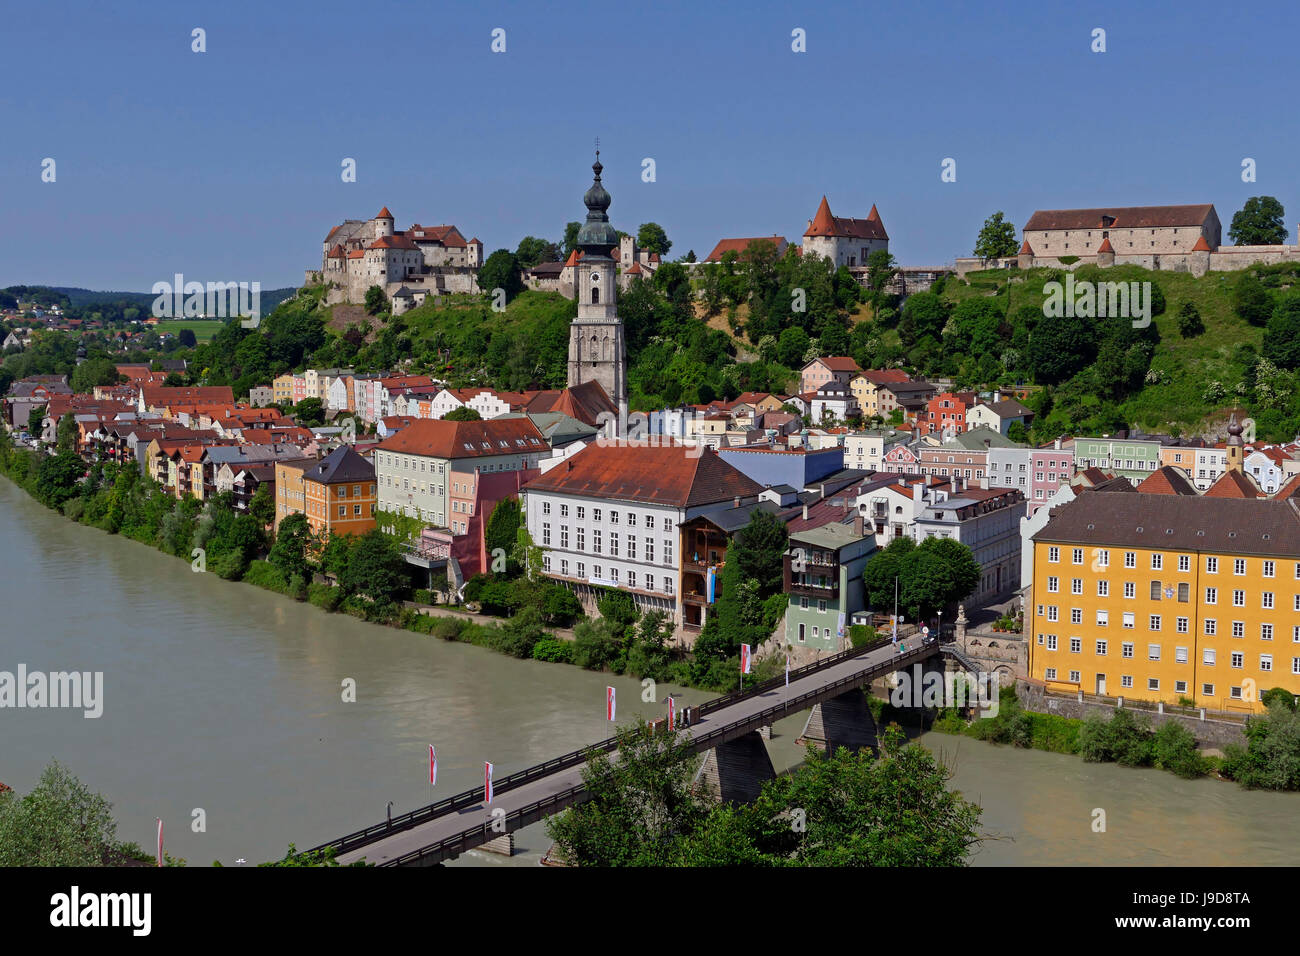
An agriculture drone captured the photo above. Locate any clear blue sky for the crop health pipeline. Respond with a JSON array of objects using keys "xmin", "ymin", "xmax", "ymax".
[{"xmin": 2, "ymin": 0, "xmax": 1296, "ymax": 290}]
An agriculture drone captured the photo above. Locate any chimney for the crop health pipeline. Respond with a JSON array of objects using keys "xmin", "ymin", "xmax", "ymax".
[
  {"xmin": 733, "ymin": 495, "xmax": 740, "ymax": 508},
  {"xmin": 853, "ymin": 514, "xmax": 864, "ymax": 537},
  {"xmin": 566, "ymin": 459, "xmax": 574, "ymax": 471},
  {"xmin": 802, "ymin": 503, "xmax": 809, "ymax": 520},
  {"xmin": 953, "ymin": 476, "xmax": 963, "ymax": 493},
  {"xmin": 913, "ymin": 482, "xmax": 922, "ymax": 501},
  {"xmin": 1054, "ymin": 437, "xmax": 1062, "ymax": 450},
  {"xmin": 926, "ymin": 473, "xmax": 934, "ymax": 486}
]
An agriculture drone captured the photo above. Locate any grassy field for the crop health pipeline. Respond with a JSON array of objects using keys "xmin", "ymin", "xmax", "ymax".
[{"xmin": 156, "ymin": 319, "xmax": 226, "ymax": 342}]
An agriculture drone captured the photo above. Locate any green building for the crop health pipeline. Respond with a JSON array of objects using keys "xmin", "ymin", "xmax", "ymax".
[
  {"xmin": 783, "ymin": 522, "xmax": 875, "ymax": 652},
  {"xmin": 1072, "ymin": 436, "xmax": 1160, "ymax": 481}
]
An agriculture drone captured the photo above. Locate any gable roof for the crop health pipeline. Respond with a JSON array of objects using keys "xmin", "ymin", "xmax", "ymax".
[
  {"xmin": 1135, "ymin": 465, "xmax": 1199, "ymax": 496},
  {"xmin": 704, "ymin": 236, "xmax": 789, "ymax": 262},
  {"xmin": 523, "ymin": 444, "xmax": 763, "ymax": 508},
  {"xmin": 1205, "ymin": 469, "xmax": 1263, "ymax": 499},
  {"xmin": 804, "ymin": 356, "xmax": 862, "ymax": 374},
  {"xmin": 376, "ymin": 416, "xmax": 548, "ymax": 459},
  {"xmin": 1024, "ymin": 204, "xmax": 1216, "ymax": 232}
]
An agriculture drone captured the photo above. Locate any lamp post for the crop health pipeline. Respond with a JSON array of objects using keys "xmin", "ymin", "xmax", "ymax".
[{"xmin": 938, "ymin": 608, "xmax": 943, "ymax": 645}]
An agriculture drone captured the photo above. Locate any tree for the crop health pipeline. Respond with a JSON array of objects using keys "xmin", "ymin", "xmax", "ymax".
[
  {"xmin": 1263, "ymin": 294, "xmax": 1300, "ymax": 369},
  {"xmin": 865, "ymin": 249, "xmax": 897, "ymax": 295},
  {"xmin": 178, "ymin": 328, "xmax": 198, "ymax": 348},
  {"xmin": 70, "ymin": 356, "xmax": 121, "ymax": 393},
  {"xmin": 269, "ymin": 512, "xmax": 315, "ymax": 583},
  {"xmin": 637, "ymin": 222, "xmax": 672, "ymax": 257},
  {"xmin": 1028, "ymin": 311, "xmax": 1097, "ymax": 384},
  {"xmin": 478, "ymin": 250, "xmax": 524, "ymax": 303},
  {"xmin": 35, "ymin": 449, "xmax": 84, "ymax": 509},
  {"xmin": 1233, "ymin": 271, "xmax": 1275, "ymax": 326},
  {"xmin": 776, "ymin": 326, "xmax": 810, "ymax": 367},
  {"xmin": 162, "ymin": 372, "xmax": 186, "ymax": 387},
  {"xmin": 1176, "ymin": 301, "xmax": 1205, "ymax": 338},
  {"xmin": 1006, "ymin": 420, "xmax": 1028, "ymax": 444},
  {"xmin": 898, "ymin": 291, "xmax": 949, "ymax": 348},
  {"xmin": 974, "ymin": 211, "xmax": 1019, "ymax": 259},
  {"xmin": 561, "ymin": 222, "xmax": 581, "ymax": 258},
  {"xmin": 0, "ymin": 761, "xmax": 119, "ymax": 866},
  {"xmin": 249, "ymin": 482, "xmax": 276, "ymax": 526},
  {"xmin": 732, "ymin": 509, "xmax": 789, "ymax": 597},
  {"xmin": 363, "ymin": 285, "xmax": 387, "ymax": 315},
  {"xmin": 56, "ymin": 412, "xmax": 78, "ymax": 452},
  {"xmin": 515, "ymin": 236, "xmax": 560, "ymax": 269},
  {"xmin": 338, "ymin": 530, "xmax": 407, "ymax": 606},
  {"xmin": 1228, "ymin": 196, "xmax": 1287, "ymax": 246},
  {"xmin": 442, "ymin": 406, "xmax": 482, "ymax": 421},
  {"xmin": 292, "ymin": 397, "xmax": 325, "ymax": 428},
  {"xmin": 484, "ymin": 497, "xmax": 522, "ymax": 575}
]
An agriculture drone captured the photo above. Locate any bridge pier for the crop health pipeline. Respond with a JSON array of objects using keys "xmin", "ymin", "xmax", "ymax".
[
  {"xmin": 797, "ymin": 689, "xmax": 878, "ymax": 754},
  {"xmin": 693, "ymin": 730, "xmax": 776, "ymax": 804}
]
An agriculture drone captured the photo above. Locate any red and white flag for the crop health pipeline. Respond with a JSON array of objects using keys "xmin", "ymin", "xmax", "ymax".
[
  {"xmin": 606, "ymin": 686, "xmax": 616, "ymax": 721},
  {"xmin": 155, "ymin": 817, "xmax": 163, "ymax": 867},
  {"xmin": 429, "ymin": 745, "xmax": 437, "ymax": 786},
  {"xmin": 484, "ymin": 762, "xmax": 494, "ymax": 805},
  {"xmin": 741, "ymin": 643, "xmax": 752, "ymax": 675},
  {"xmin": 667, "ymin": 696, "xmax": 676, "ymax": 731}
]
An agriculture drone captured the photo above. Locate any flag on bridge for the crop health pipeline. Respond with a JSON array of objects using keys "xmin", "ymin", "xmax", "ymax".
[
  {"xmin": 429, "ymin": 745, "xmax": 437, "ymax": 786},
  {"xmin": 155, "ymin": 818, "xmax": 163, "ymax": 867},
  {"xmin": 741, "ymin": 643, "xmax": 752, "ymax": 675},
  {"xmin": 606, "ymin": 686, "xmax": 616, "ymax": 721},
  {"xmin": 484, "ymin": 762, "xmax": 494, "ymax": 805},
  {"xmin": 667, "ymin": 695, "xmax": 676, "ymax": 731}
]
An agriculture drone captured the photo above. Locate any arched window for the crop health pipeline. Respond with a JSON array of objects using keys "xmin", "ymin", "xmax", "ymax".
[{"xmin": 592, "ymin": 287, "xmax": 599, "ymax": 304}]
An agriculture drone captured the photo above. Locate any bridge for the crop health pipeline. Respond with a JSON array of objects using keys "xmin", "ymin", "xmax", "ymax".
[{"xmin": 305, "ymin": 634, "xmax": 966, "ymax": 867}]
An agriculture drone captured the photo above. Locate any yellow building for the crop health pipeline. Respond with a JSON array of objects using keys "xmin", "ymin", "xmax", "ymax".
[
  {"xmin": 272, "ymin": 373, "xmax": 296, "ymax": 406},
  {"xmin": 1030, "ymin": 492, "xmax": 1300, "ymax": 714}
]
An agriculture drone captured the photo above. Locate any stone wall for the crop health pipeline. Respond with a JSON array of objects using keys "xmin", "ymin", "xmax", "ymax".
[{"xmin": 1015, "ymin": 679, "xmax": 1247, "ymax": 749}]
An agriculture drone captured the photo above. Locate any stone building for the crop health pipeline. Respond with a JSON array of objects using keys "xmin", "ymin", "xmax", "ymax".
[
  {"xmin": 802, "ymin": 196, "xmax": 888, "ymax": 268},
  {"xmin": 310, "ymin": 207, "xmax": 483, "ymax": 305}
]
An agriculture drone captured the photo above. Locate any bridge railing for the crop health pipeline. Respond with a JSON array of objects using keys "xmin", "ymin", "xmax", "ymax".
[
  {"xmin": 309, "ymin": 635, "xmax": 934, "ymax": 860},
  {"xmin": 374, "ymin": 641, "xmax": 936, "ymax": 866}
]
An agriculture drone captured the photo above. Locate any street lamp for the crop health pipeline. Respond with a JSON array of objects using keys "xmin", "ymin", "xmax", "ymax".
[{"xmin": 938, "ymin": 608, "xmax": 943, "ymax": 645}]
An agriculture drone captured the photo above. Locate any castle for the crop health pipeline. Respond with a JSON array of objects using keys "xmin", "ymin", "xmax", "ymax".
[
  {"xmin": 306, "ymin": 207, "xmax": 484, "ymax": 306},
  {"xmin": 955, "ymin": 203, "xmax": 1300, "ymax": 279}
]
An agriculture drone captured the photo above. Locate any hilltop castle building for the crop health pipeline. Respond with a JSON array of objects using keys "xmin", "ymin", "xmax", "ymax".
[
  {"xmin": 566, "ymin": 153, "xmax": 628, "ymax": 438},
  {"xmin": 308, "ymin": 207, "xmax": 484, "ymax": 306}
]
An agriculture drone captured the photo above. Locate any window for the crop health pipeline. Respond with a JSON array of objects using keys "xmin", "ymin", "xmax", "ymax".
[
  {"xmin": 628, "ymin": 537, "xmax": 636, "ymax": 560},
  {"xmin": 1047, "ymin": 576, "xmax": 1059, "ymax": 593},
  {"xmin": 1149, "ymin": 615, "xmax": 1161, "ymax": 631},
  {"xmin": 1261, "ymin": 654, "xmax": 1273, "ymax": 672},
  {"xmin": 1095, "ymin": 549, "xmax": 1110, "ymax": 568},
  {"xmin": 610, "ymin": 510, "xmax": 619, "ymax": 524},
  {"xmin": 353, "ymin": 505, "xmax": 361, "ymax": 516},
  {"xmin": 610, "ymin": 533, "xmax": 619, "ymax": 557},
  {"xmin": 1048, "ymin": 546, "xmax": 1060, "ymax": 563},
  {"xmin": 593, "ymin": 530, "xmax": 601, "ymax": 553},
  {"xmin": 1175, "ymin": 646, "xmax": 1188, "ymax": 664},
  {"xmin": 1072, "ymin": 578, "xmax": 1083, "ymax": 595},
  {"xmin": 1207, "ymin": 556, "xmax": 1218, "ymax": 574},
  {"xmin": 1148, "ymin": 678, "xmax": 1160, "ymax": 691},
  {"xmin": 1122, "ymin": 642, "xmax": 1134, "ymax": 658},
  {"xmin": 1045, "ymin": 668, "xmax": 1057, "ymax": 681},
  {"xmin": 593, "ymin": 508, "xmax": 601, "ymax": 522},
  {"xmin": 1205, "ymin": 587, "xmax": 1217, "ymax": 605},
  {"xmin": 664, "ymin": 541, "xmax": 673, "ymax": 565},
  {"xmin": 1204, "ymin": 648, "xmax": 1216, "ymax": 665},
  {"xmin": 818, "ymin": 599, "xmax": 827, "ymax": 613},
  {"xmin": 542, "ymin": 501, "xmax": 551, "ymax": 515},
  {"xmin": 1096, "ymin": 639, "xmax": 1108, "ymax": 655},
  {"xmin": 1264, "ymin": 560, "xmax": 1275, "ymax": 578},
  {"xmin": 1205, "ymin": 619, "xmax": 1217, "ymax": 636},
  {"xmin": 1151, "ymin": 553, "xmax": 1163, "ymax": 570},
  {"xmin": 1203, "ymin": 683, "xmax": 1215, "ymax": 696},
  {"xmin": 1148, "ymin": 644, "xmax": 1161, "ymax": 661},
  {"xmin": 1263, "ymin": 591, "xmax": 1275, "ymax": 609},
  {"xmin": 663, "ymin": 577, "xmax": 673, "ymax": 595},
  {"xmin": 1046, "ymin": 635, "xmax": 1058, "ymax": 650},
  {"xmin": 1072, "ymin": 548, "xmax": 1083, "ymax": 564},
  {"xmin": 338, "ymin": 505, "xmax": 345, "ymax": 517},
  {"xmin": 1177, "ymin": 583, "xmax": 1189, "ymax": 603},
  {"xmin": 627, "ymin": 571, "xmax": 636, "ymax": 589},
  {"xmin": 1150, "ymin": 581, "xmax": 1162, "ymax": 601},
  {"xmin": 1124, "ymin": 551, "xmax": 1136, "ymax": 569},
  {"xmin": 1232, "ymin": 589, "xmax": 1245, "ymax": 607},
  {"xmin": 1071, "ymin": 608, "xmax": 1083, "ymax": 625},
  {"xmin": 560, "ymin": 526, "xmax": 569, "ymax": 549},
  {"xmin": 1070, "ymin": 637, "xmax": 1082, "ymax": 653},
  {"xmin": 1069, "ymin": 670, "xmax": 1081, "ymax": 684},
  {"xmin": 1231, "ymin": 651, "xmax": 1244, "ymax": 669},
  {"xmin": 1232, "ymin": 621, "xmax": 1244, "ymax": 638},
  {"xmin": 646, "ymin": 540, "xmax": 654, "ymax": 564},
  {"xmin": 1124, "ymin": 582, "xmax": 1136, "ymax": 599},
  {"xmin": 576, "ymin": 528, "xmax": 585, "ymax": 551},
  {"xmin": 1097, "ymin": 609, "xmax": 1109, "ymax": 626},
  {"xmin": 1123, "ymin": 612, "xmax": 1135, "ymax": 629},
  {"xmin": 576, "ymin": 506, "xmax": 585, "ymax": 520},
  {"xmin": 1047, "ymin": 606, "xmax": 1059, "ymax": 622},
  {"xmin": 1122, "ymin": 675, "xmax": 1133, "ymax": 688},
  {"xmin": 1098, "ymin": 580, "xmax": 1109, "ymax": 597},
  {"xmin": 560, "ymin": 559, "xmax": 568, "ymax": 576},
  {"xmin": 1234, "ymin": 558, "xmax": 1246, "ymax": 576},
  {"xmin": 1177, "ymin": 616, "xmax": 1189, "ymax": 634},
  {"xmin": 1178, "ymin": 555, "xmax": 1190, "ymax": 572},
  {"xmin": 559, "ymin": 504, "xmax": 568, "ymax": 518}
]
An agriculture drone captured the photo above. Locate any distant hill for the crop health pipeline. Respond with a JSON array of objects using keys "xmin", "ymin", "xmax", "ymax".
[{"xmin": 44, "ymin": 286, "xmax": 299, "ymax": 312}]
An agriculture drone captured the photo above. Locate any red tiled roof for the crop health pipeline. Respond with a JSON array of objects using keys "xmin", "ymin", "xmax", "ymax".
[
  {"xmin": 523, "ymin": 444, "xmax": 763, "ymax": 508},
  {"xmin": 1019, "ymin": 239, "xmax": 1033, "ymax": 255},
  {"xmin": 1135, "ymin": 466, "xmax": 1199, "ymax": 496},
  {"xmin": 1193, "ymin": 235, "xmax": 1212, "ymax": 252},
  {"xmin": 807, "ymin": 356, "xmax": 862, "ymax": 373},
  {"xmin": 704, "ymin": 236, "xmax": 788, "ymax": 262},
  {"xmin": 368, "ymin": 235, "xmax": 419, "ymax": 250},
  {"xmin": 376, "ymin": 206, "xmax": 394, "ymax": 219},
  {"xmin": 1024, "ymin": 204, "xmax": 1216, "ymax": 232},
  {"xmin": 1097, "ymin": 237, "xmax": 1115, "ymax": 253},
  {"xmin": 327, "ymin": 244, "xmax": 346, "ymax": 259},
  {"xmin": 376, "ymin": 417, "xmax": 547, "ymax": 459},
  {"xmin": 1205, "ymin": 469, "xmax": 1262, "ymax": 498},
  {"xmin": 803, "ymin": 196, "xmax": 888, "ymax": 241},
  {"xmin": 1273, "ymin": 474, "xmax": 1300, "ymax": 500},
  {"xmin": 139, "ymin": 385, "xmax": 234, "ymax": 407}
]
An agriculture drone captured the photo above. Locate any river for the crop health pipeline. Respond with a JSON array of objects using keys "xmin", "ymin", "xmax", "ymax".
[{"xmin": 2, "ymin": 476, "xmax": 1296, "ymax": 866}]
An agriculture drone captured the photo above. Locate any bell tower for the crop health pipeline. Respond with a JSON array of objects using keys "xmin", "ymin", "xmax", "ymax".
[{"xmin": 567, "ymin": 150, "xmax": 628, "ymax": 437}]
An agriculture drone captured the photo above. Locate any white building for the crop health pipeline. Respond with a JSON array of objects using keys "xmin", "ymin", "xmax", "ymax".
[{"xmin": 911, "ymin": 482, "xmax": 1027, "ymax": 603}]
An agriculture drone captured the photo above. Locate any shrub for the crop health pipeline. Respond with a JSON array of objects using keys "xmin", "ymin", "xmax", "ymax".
[
  {"xmin": 308, "ymin": 583, "xmax": 342, "ymax": 612},
  {"xmin": 1152, "ymin": 722, "xmax": 1207, "ymax": 779},
  {"xmin": 848, "ymin": 624, "xmax": 877, "ymax": 647},
  {"xmin": 531, "ymin": 636, "xmax": 572, "ymax": 664},
  {"xmin": 499, "ymin": 606, "xmax": 547, "ymax": 658},
  {"xmin": 571, "ymin": 619, "xmax": 623, "ymax": 671},
  {"xmin": 61, "ymin": 497, "xmax": 85, "ymax": 522},
  {"xmin": 413, "ymin": 588, "xmax": 436, "ymax": 606},
  {"xmin": 243, "ymin": 560, "xmax": 290, "ymax": 594},
  {"xmin": 431, "ymin": 618, "xmax": 465, "ymax": 641},
  {"xmin": 1079, "ymin": 709, "xmax": 1153, "ymax": 767}
]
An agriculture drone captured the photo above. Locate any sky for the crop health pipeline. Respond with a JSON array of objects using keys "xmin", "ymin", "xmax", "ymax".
[{"xmin": 2, "ymin": 0, "xmax": 1297, "ymax": 291}]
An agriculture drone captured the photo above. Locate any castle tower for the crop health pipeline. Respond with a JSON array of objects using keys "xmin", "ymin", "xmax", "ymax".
[
  {"xmin": 374, "ymin": 206, "xmax": 395, "ymax": 239},
  {"xmin": 1226, "ymin": 413, "xmax": 1244, "ymax": 473},
  {"xmin": 567, "ymin": 151, "xmax": 628, "ymax": 437}
]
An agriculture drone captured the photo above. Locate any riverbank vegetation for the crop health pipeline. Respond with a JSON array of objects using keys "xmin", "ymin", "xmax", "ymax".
[
  {"xmin": 545, "ymin": 722, "xmax": 982, "ymax": 866},
  {"xmin": 0, "ymin": 430, "xmax": 783, "ymax": 696}
]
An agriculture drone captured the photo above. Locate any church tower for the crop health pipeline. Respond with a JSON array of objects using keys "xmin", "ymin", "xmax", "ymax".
[{"xmin": 567, "ymin": 151, "xmax": 628, "ymax": 437}]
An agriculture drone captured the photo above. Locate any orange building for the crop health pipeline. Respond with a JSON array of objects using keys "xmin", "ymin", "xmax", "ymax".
[{"xmin": 287, "ymin": 445, "xmax": 377, "ymax": 538}]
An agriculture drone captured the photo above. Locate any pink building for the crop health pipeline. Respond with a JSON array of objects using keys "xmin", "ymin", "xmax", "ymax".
[
  {"xmin": 447, "ymin": 466, "xmax": 541, "ymax": 579},
  {"xmin": 1027, "ymin": 441, "xmax": 1075, "ymax": 515}
]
